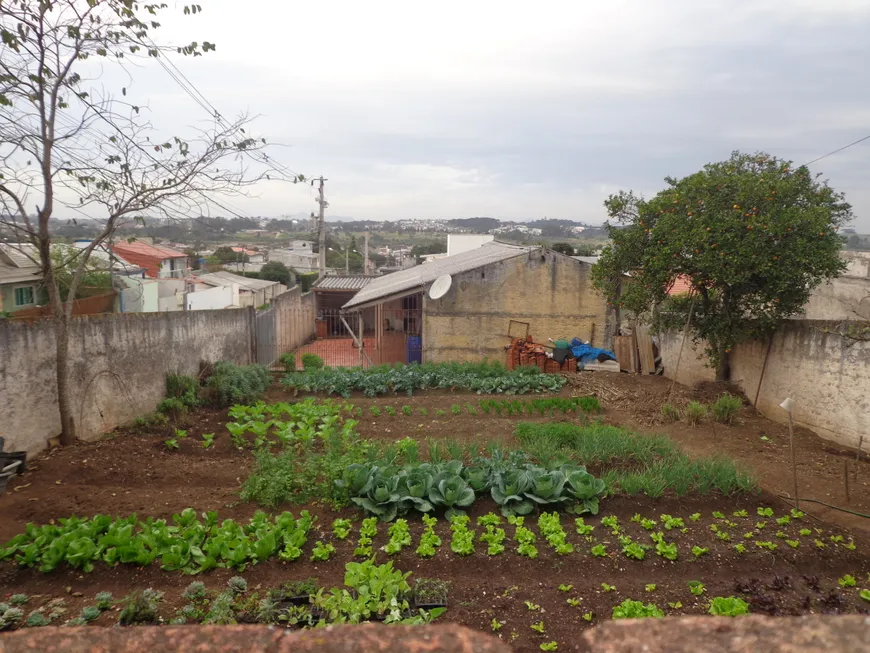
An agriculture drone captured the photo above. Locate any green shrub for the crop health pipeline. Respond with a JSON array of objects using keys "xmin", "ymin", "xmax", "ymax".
[
  {"xmin": 711, "ymin": 394, "xmax": 742, "ymax": 425},
  {"xmin": 157, "ymin": 397, "xmax": 188, "ymax": 421},
  {"xmin": 684, "ymin": 401, "xmax": 707, "ymax": 426},
  {"xmin": 301, "ymin": 353, "xmax": 325, "ymax": 371},
  {"xmin": 299, "ymin": 272, "xmax": 319, "ymax": 292},
  {"xmin": 207, "ymin": 361, "xmax": 270, "ymax": 407},
  {"xmin": 166, "ymin": 373, "xmax": 200, "ymax": 407},
  {"xmin": 133, "ymin": 411, "xmax": 169, "ymax": 430},
  {"xmin": 660, "ymin": 403, "xmax": 681, "ymax": 422},
  {"xmin": 279, "ymin": 352, "xmax": 297, "ymax": 372}
]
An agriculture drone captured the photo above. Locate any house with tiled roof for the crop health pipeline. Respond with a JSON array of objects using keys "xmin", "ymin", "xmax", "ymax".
[{"xmin": 112, "ymin": 241, "xmax": 189, "ymax": 279}]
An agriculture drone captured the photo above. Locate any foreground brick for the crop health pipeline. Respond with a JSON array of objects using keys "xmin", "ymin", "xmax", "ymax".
[
  {"xmin": 583, "ymin": 615, "xmax": 870, "ymax": 653},
  {"xmin": 0, "ymin": 624, "xmax": 511, "ymax": 653}
]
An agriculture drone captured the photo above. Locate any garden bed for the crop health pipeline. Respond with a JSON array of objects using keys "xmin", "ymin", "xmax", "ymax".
[
  {"xmin": 1, "ymin": 377, "xmax": 869, "ymax": 652},
  {"xmin": 0, "ymin": 495, "xmax": 868, "ymax": 651}
]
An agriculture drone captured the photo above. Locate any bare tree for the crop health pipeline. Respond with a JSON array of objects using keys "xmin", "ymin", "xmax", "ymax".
[{"xmin": 0, "ymin": 1, "xmax": 298, "ymax": 445}]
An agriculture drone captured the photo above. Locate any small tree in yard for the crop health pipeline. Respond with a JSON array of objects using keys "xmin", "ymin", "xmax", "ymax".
[
  {"xmin": 259, "ymin": 261, "xmax": 293, "ymax": 287},
  {"xmin": 0, "ymin": 1, "xmax": 300, "ymax": 445},
  {"xmin": 592, "ymin": 151, "xmax": 852, "ymax": 381}
]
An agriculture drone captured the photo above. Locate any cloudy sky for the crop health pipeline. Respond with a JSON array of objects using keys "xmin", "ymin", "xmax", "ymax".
[{"xmin": 123, "ymin": 0, "xmax": 870, "ymax": 226}]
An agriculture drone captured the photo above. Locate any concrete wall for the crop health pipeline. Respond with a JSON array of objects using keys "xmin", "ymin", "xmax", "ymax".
[
  {"xmin": 0, "ymin": 309, "xmax": 255, "ymax": 455},
  {"xmin": 660, "ymin": 320, "xmax": 870, "ymax": 449},
  {"xmin": 186, "ymin": 285, "xmax": 236, "ymax": 310},
  {"xmin": 423, "ymin": 251, "xmax": 608, "ymax": 363},
  {"xmin": 273, "ymin": 287, "xmax": 317, "ymax": 353},
  {"xmin": 158, "ymin": 294, "xmax": 181, "ymax": 311},
  {"xmin": 117, "ymin": 276, "xmax": 159, "ymax": 313},
  {"xmin": 447, "ymin": 233, "xmax": 494, "ymax": 256}
]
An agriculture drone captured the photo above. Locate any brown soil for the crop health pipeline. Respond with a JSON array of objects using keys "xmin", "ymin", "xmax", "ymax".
[{"xmin": 1, "ymin": 376, "xmax": 869, "ymax": 652}]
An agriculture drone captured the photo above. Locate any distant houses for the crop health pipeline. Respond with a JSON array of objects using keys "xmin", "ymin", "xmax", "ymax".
[{"xmin": 0, "ymin": 244, "xmax": 43, "ymax": 314}]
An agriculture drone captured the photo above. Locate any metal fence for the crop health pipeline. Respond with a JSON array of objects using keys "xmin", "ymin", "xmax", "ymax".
[{"xmin": 256, "ymin": 305, "xmax": 423, "ymax": 369}]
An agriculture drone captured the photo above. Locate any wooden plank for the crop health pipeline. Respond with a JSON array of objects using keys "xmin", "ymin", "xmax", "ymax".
[
  {"xmin": 635, "ymin": 325, "xmax": 656, "ymax": 375},
  {"xmin": 613, "ymin": 335, "xmax": 637, "ymax": 373}
]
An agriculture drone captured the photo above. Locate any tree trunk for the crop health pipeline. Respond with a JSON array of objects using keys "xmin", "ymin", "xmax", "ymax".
[
  {"xmin": 54, "ymin": 313, "xmax": 77, "ymax": 446},
  {"xmin": 715, "ymin": 345, "xmax": 731, "ymax": 382}
]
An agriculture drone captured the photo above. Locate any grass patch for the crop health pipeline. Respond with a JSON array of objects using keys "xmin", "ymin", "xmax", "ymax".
[
  {"xmin": 515, "ymin": 422, "xmax": 678, "ymax": 466},
  {"xmin": 711, "ymin": 394, "xmax": 742, "ymax": 425},
  {"xmin": 684, "ymin": 401, "xmax": 707, "ymax": 426},
  {"xmin": 660, "ymin": 403, "xmax": 681, "ymax": 422},
  {"xmin": 514, "ymin": 422, "xmax": 756, "ymax": 496}
]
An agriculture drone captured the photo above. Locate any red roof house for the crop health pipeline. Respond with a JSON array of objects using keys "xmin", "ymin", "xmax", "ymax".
[
  {"xmin": 112, "ymin": 242, "xmax": 188, "ymax": 279},
  {"xmin": 667, "ymin": 275, "xmax": 694, "ymax": 296}
]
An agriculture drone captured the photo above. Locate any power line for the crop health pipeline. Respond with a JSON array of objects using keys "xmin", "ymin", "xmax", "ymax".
[
  {"xmin": 148, "ymin": 43, "xmax": 306, "ymax": 183},
  {"xmin": 802, "ymin": 134, "xmax": 870, "ymax": 167}
]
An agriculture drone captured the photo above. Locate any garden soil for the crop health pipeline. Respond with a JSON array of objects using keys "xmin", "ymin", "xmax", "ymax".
[{"xmin": 1, "ymin": 376, "xmax": 869, "ymax": 652}]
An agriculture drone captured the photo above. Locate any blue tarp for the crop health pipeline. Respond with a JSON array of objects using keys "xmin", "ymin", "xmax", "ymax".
[{"xmin": 570, "ymin": 337, "xmax": 617, "ymax": 365}]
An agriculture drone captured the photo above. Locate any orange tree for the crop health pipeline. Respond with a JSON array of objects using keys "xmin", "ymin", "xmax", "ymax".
[{"xmin": 592, "ymin": 151, "xmax": 852, "ymax": 380}]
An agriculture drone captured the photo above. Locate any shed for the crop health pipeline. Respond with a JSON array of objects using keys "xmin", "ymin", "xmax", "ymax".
[
  {"xmin": 342, "ymin": 242, "xmax": 608, "ymax": 365},
  {"xmin": 195, "ymin": 271, "xmax": 286, "ymax": 308}
]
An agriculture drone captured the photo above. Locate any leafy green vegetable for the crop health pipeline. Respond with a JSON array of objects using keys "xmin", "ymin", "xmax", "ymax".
[
  {"xmin": 612, "ymin": 599, "xmax": 664, "ymax": 619},
  {"xmin": 708, "ymin": 596, "xmax": 750, "ymax": 617}
]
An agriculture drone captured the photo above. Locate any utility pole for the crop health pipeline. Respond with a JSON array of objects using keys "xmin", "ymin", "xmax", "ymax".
[
  {"xmin": 364, "ymin": 231, "xmax": 369, "ymax": 274},
  {"xmin": 314, "ymin": 177, "xmax": 328, "ymax": 278}
]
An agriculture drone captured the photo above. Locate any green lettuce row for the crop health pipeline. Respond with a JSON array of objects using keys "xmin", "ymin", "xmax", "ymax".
[{"xmin": 0, "ymin": 509, "xmax": 312, "ymax": 575}]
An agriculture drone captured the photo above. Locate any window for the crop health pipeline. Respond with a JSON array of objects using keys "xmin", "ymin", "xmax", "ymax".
[{"xmin": 14, "ymin": 286, "xmax": 35, "ymax": 306}]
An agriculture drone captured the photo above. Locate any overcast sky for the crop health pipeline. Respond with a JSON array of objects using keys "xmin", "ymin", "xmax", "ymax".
[{"xmin": 125, "ymin": 0, "xmax": 870, "ymax": 227}]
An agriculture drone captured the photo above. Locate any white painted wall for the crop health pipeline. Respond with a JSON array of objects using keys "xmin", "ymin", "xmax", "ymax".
[
  {"xmin": 447, "ymin": 233, "xmax": 494, "ymax": 256},
  {"xmin": 186, "ymin": 284, "xmax": 236, "ymax": 310}
]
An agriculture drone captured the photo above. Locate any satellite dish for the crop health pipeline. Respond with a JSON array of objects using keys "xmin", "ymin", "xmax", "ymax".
[{"xmin": 429, "ymin": 274, "xmax": 453, "ymax": 300}]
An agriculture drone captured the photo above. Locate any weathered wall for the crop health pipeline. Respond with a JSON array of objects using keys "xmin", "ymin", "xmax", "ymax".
[
  {"xmin": 186, "ymin": 285, "xmax": 235, "ymax": 310},
  {"xmin": 423, "ymin": 251, "xmax": 608, "ymax": 363},
  {"xmin": 660, "ymin": 320, "xmax": 870, "ymax": 449},
  {"xmin": 0, "ymin": 309, "xmax": 255, "ymax": 455},
  {"xmin": 273, "ymin": 287, "xmax": 317, "ymax": 353}
]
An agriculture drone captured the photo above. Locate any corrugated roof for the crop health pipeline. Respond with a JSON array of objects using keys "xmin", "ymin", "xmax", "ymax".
[
  {"xmin": 343, "ymin": 242, "xmax": 535, "ymax": 309},
  {"xmin": 0, "ymin": 244, "xmax": 42, "ymax": 284},
  {"xmin": 312, "ymin": 275, "xmax": 377, "ymax": 291},
  {"xmin": 197, "ymin": 270, "xmax": 281, "ymax": 291}
]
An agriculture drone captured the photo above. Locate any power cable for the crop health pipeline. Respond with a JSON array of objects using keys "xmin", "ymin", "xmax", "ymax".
[
  {"xmin": 148, "ymin": 42, "xmax": 306, "ymax": 183},
  {"xmin": 802, "ymin": 134, "xmax": 870, "ymax": 167}
]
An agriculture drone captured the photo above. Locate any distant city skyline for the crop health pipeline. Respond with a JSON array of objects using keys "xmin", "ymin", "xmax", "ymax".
[{"xmin": 34, "ymin": 0, "xmax": 870, "ymax": 229}]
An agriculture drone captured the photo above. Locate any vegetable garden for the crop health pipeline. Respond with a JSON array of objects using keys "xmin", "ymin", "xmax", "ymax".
[{"xmin": 0, "ymin": 362, "xmax": 868, "ymax": 652}]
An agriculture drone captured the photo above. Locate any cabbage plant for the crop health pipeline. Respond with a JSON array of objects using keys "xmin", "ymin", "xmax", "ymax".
[
  {"xmin": 428, "ymin": 473, "xmax": 475, "ymax": 519},
  {"xmin": 351, "ymin": 472, "xmax": 403, "ymax": 522},
  {"xmin": 490, "ymin": 469, "xmax": 534, "ymax": 517}
]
